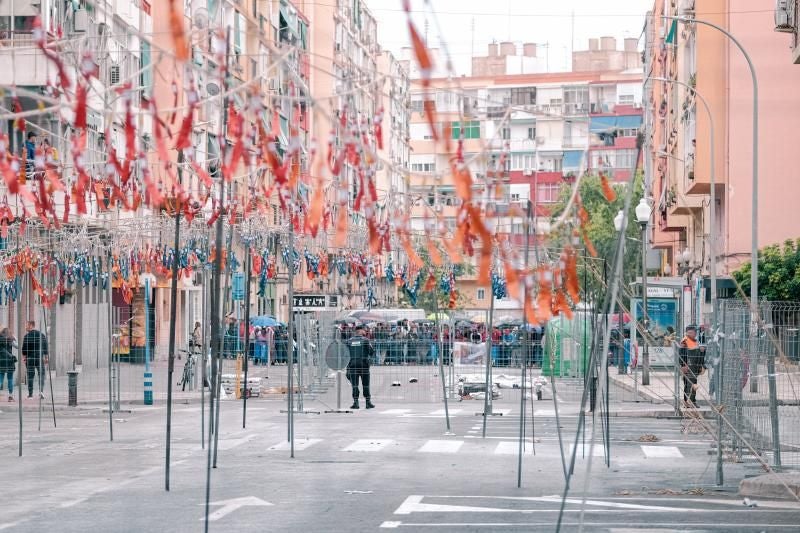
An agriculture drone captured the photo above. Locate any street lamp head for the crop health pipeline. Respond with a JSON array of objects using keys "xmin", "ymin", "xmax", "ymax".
[
  {"xmin": 613, "ymin": 209, "xmax": 625, "ymax": 232},
  {"xmin": 681, "ymin": 248, "xmax": 692, "ymax": 264},
  {"xmin": 635, "ymin": 198, "xmax": 652, "ymax": 225}
]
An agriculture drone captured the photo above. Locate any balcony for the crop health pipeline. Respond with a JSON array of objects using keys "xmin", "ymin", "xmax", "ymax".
[
  {"xmin": 775, "ymin": 0, "xmax": 800, "ymax": 63},
  {"xmin": 0, "ymin": 32, "xmax": 51, "ymax": 86}
]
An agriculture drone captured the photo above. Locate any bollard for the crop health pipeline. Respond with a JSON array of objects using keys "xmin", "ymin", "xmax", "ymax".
[
  {"xmin": 144, "ymin": 371, "xmax": 153, "ymax": 405},
  {"xmin": 67, "ymin": 370, "xmax": 79, "ymax": 406}
]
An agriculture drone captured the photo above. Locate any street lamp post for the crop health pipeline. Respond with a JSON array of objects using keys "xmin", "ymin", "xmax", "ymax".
[
  {"xmin": 614, "ymin": 209, "xmax": 626, "ymax": 375},
  {"xmin": 664, "ymin": 15, "xmax": 758, "ymax": 321},
  {"xmin": 647, "ymin": 76, "xmax": 717, "ymax": 343},
  {"xmin": 636, "ymin": 198, "xmax": 653, "ymax": 386}
]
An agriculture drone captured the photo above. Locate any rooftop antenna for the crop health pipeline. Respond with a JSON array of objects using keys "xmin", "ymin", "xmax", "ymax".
[{"xmin": 471, "ymin": 17, "xmax": 475, "ymax": 58}]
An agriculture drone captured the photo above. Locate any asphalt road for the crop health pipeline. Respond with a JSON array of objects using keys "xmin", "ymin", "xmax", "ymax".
[{"xmin": 0, "ymin": 374, "xmax": 797, "ymax": 532}]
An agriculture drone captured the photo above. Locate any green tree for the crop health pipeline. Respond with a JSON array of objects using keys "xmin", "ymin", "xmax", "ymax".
[
  {"xmin": 732, "ymin": 239, "xmax": 800, "ymax": 301},
  {"xmin": 549, "ymin": 173, "xmax": 645, "ymax": 302}
]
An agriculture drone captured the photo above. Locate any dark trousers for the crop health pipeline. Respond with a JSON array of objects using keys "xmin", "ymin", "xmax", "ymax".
[
  {"xmin": 26, "ymin": 361, "xmax": 44, "ymax": 396},
  {"xmin": 682, "ymin": 373, "xmax": 698, "ymax": 403},
  {"xmin": 348, "ymin": 371, "xmax": 371, "ymax": 401}
]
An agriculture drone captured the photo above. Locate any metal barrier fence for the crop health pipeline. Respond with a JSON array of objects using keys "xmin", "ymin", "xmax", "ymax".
[
  {"xmin": 718, "ymin": 300, "xmax": 800, "ymax": 470},
  {"xmin": 19, "ymin": 310, "xmax": 639, "ymax": 414}
]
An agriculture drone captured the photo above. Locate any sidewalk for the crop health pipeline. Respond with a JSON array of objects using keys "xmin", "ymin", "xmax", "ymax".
[{"xmin": 609, "ymin": 369, "xmax": 713, "ymax": 409}]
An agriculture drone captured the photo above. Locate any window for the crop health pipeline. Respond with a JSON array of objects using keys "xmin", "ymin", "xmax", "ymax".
[
  {"xmin": 619, "ymin": 94, "xmax": 635, "ymax": 105},
  {"xmin": 510, "ymin": 87, "xmax": 537, "ymax": 106},
  {"xmin": 410, "ymin": 123, "xmax": 435, "ymax": 140},
  {"xmin": 536, "ymin": 183, "xmax": 561, "ymax": 203},
  {"xmin": 411, "ymin": 162, "xmax": 435, "ymax": 173},
  {"xmin": 501, "ymin": 128, "xmax": 510, "ymax": 140},
  {"xmin": 527, "ymin": 127, "xmax": 536, "ymax": 140},
  {"xmin": 511, "ymin": 153, "xmax": 536, "ymax": 171},
  {"xmin": 451, "ymin": 121, "xmax": 480, "ymax": 139},
  {"xmin": 510, "ymin": 193, "xmax": 521, "ymax": 202},
  {"xmin": 140, "ymin": 40, "xmax": 153, "ymax": 94},
  {"xmin": 619, "ymin": 128, "xmax": 638, "ymax": 138},
  {"xmin": 477, "ymin": 288, "xmax": 486, "ymax": 300},
  {"xmin": 615, "ymin": 149, "xmax": 637, "ymax": 168}
]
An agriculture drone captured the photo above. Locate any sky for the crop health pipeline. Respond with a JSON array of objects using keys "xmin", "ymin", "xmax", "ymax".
[{"xmin": 366, "ymin": 0, "xmax": 654, "ymax": 75}]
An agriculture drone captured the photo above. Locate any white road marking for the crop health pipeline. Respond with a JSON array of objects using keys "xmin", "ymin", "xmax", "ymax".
[
  {"xmin": 394, "ymin": 495, "xmax": 684, "ymax": 515},
  {"xmin": 218, "ymin": 433, "xmax": 259, "ymax": 451},
  {"xmin": 429, "ymin": 408, "xmax": 462, "ymax": 415},
  {"xmin": 494, "ymin": 441, "xmax": 534, "ymax": 455},
  {"xmin": 200, "ymin": 496, "xmax": 272, "ymax": 522},
  {"xmin": 380, "ymin": 522, "xmax": 800, "ymax": 529},
  {"xmin": 418, "ymin": 440, "xmax": 464, "ymax": 453},
  {"xmin": 381, "ymin": 409, "xmax": 412, "ymax": 415},
  {"xmin": 269, "ymin": 438, "xmax": 322, "ymax": 451},
  {"xmin": 343, "ymin": 439, "xmax": 394, "ymax": 452},
  {"xmin": 641, "ymin": 445, "xmax": 683, "ymax": 458}
]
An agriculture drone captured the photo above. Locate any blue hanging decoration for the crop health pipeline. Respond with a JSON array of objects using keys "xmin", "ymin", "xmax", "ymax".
[
  {"xmin": 491, "ymin": 272, "xmax": 507, "ymax": 299},
  {"xmin": 336, "ymin": 255, "xmax": 347, "ymax": 276},
  {"xmin": 229, "ymin": 251, "xmax": 241, "ymax": 272},
  {"xmin": 384, "ymin": 262, "xmax": 395, "ymax": 283},
  {"xmin": 304, "ymin": 249, "xmax": 319, "ymax": 277},
  {"xmin": 439, "ymin": 271, "xmax": 451, "ymax": 296}
]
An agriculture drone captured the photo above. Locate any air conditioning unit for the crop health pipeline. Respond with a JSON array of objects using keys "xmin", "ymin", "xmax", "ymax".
[
  {"xmin": 522, "ymin": 169, "xmax": 533, "ymax": 176},
  {"xmin": 775, "ymin": 0, "xmax": 796, "ymax": 32}
]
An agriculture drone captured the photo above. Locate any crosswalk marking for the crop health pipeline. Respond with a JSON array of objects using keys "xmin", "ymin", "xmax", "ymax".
[
  {"xmin": 494, "ymin": 441, "xmax": 534, "ymax": 455},
  {"xmin": 429, "ymin": 408, "xmax": 462, "ymax": 415},
  {"xmin": 268, "ymin": 438, "xmax": 322, "ymax": 451},
  {"xmin": 418, "ymin": 440, "xmax": 464, "ymax": 453},
  {"xmin": 641, "ymin": 445, "xmax": 683, "ymax": 458},
  {"xmin": 344, "ymin": 439, "xmax": 394, "ymax": 452},
  {"xmin": 381, "ymin": 409, "xmax": 413, "ymax": 415}
]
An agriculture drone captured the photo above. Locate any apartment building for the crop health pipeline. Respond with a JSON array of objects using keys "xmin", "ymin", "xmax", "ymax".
[
  {"xmin": 408, "ymin": 68, "xmax": 642, "ymax": 310},
  {"xmin": 645, "ymin": 0, "xmax": 800, "ymax": 289}
]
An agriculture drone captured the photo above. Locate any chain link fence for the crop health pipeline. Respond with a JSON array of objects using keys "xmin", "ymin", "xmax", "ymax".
[{"xmin": 717, "ymin": 300, "xmax": 800, "ymax": 471}]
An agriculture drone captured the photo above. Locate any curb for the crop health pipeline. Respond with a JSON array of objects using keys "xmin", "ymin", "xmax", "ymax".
[{"xmin": 739, "ymin": 472, "xmax": 800, "ymax": 500}]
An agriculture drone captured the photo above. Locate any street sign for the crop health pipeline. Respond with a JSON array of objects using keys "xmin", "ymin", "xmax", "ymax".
[
  {"xmin": 324, "ymin": 340, "xmax": 350, "ymax": 370},
  {"xmin": 232, "ymin": 273, "xmax": 245, "ymax": 301},
  {"xmin": 292, "ymin": 294, "xmax": 340, "ymax": 309}
]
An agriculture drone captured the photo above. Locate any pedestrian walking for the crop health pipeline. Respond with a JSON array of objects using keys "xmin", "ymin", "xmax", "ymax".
[
  {"xmin": 190, "ymin": 321, "xmax": 202, "ymax": 351},
  {"xmin": 346, "ymin": 326, "xmax": 375, "ymax": 409},
  {"xmin": 21, "ymin": 321, "xmax": 48, "ymax": 399},
  {"xmin": 679, "ymin": 324, "xmax": 706, "ymax": 407},
  {"xmin": 0, "ymin": 328, "xmax": 16, "ymax": 401}
]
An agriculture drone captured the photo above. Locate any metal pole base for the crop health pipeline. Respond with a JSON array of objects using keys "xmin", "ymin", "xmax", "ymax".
[
  {"xmin": 280, "ymin": 409, "xmax": 322, "ymax": 415},
  {"xmin": 323, "ymin": 409, "xmax": 353, "ymax": 414}
]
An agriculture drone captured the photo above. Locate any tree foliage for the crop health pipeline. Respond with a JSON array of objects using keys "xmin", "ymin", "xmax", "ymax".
[
  {"xmin": 732, "ymin": 239, "xmax": 800, "ymax": 301},
  {"xmin": 549, "ymin": 173, "xmax": 644, "ymax": 301}
]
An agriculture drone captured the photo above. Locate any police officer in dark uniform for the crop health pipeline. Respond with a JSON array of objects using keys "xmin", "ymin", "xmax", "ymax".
[{"xmin": 347, "ymin": 326, "xmax": 375, "ymax": 409}]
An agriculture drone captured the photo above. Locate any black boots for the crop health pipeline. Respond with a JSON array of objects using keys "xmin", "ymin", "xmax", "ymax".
[
  {"xmin": 365, "ymin": 400, "xmax": 375, "ymax": 409},
  {"xmin": 350, "ymin": 401, "xmax": 359, "ymax": 409}
]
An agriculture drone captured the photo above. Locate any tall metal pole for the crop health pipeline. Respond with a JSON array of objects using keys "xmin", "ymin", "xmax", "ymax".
[
  {"xmin": 205, "ymin": 24, "xmax": 231, "ymax": 533},
  {"xmin": 165, "ymin": 151, "xmax": 184, "ymax": 491},
  {"xmin": 107, "ymin": 249, "xmax": 114, "ymax": 441},
  {"xmin": 517, "ymin": 200, "xmax": 532, "ymax": 488},
  {"xmin": 242, "ymin": 244, "xmax": 252, "ymax": 428},
  {"xmin": 481, "ymin": 289, "xmax": 495, "ymax": 437},
  {"xmin": 641, "ymin": 221, "xmax": 650, "ymax": 386},
  {"xmin": 665, "ymin": 16, "xmax": 758, "ymax": 313},
  {"xmin": 663, "ymin": 18, "xmax": 771, "ymax": 451}
]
